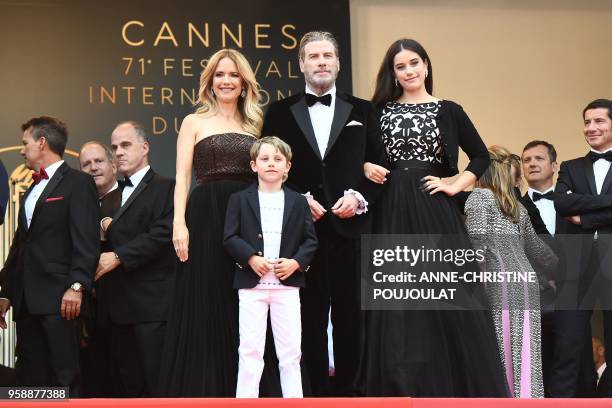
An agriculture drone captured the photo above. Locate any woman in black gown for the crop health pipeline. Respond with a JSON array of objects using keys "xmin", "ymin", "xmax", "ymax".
[
  {"xmin": 158, "ymin": 49, "xmax": 261, "ymax": 396},
  {"xmin": 359, "ymin": 39, "xmax": 508, "ymax": 397}
]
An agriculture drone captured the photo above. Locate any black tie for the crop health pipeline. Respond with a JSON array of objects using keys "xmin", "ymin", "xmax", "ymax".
[
  {"xmin": 118, "ymin": 177, "xmax": 133, "ymax": 188},
  {"xmin": 305, "ymin": 93, "xmax": 332, "ymax": 107},
  {"xmin": 532, "ymin": 191, "xmax": 554, "ymax": 202},
  {"xmin": 589, "ymin": 151, "xmax": 612, "ymax": 162}
]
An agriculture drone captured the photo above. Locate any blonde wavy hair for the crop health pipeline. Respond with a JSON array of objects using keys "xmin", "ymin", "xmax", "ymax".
[
  {"xmin": 196, "ymin": 49, "xmax": 263, "ymax": 136},
  {"xmin": 476, "ymin": 145, "xmax": 521, "ymax": 223}
]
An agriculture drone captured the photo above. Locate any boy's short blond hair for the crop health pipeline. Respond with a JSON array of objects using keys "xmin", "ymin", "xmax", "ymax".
[{"xmin": 250, "ymin": 136, "xmax": 293, "ymax": 162}]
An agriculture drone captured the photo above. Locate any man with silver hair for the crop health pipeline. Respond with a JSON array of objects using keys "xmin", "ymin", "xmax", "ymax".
[
  {"xmin": 262, "ymin": 31, "xmax": 385, "ymax": 396},
  {"xmin": 96, "ymin": 121, "xmax": 175, "ymax": 396}
]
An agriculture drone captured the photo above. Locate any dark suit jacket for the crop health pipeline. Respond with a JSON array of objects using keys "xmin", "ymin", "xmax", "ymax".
[
  {"xmin": 95, "ymin": 186, "xmax": 122, "ymax": 327},
  {"xmin": 520, "ymin": 190, "xmax": 568, "ymax": 239},
  {"xmin": 100, "ymin": 186, "xmax": 122, "ymax": 219},
  {"xmin": 597, "ymin": 366, "xmax": 609, "ymax": 397},
  {"xmin": 262, "ymin": 91, "xmax": 386, "ymax": 238},
  {"xmin": 520, "ymin": 191, "xmax": 568, "ymax": 307},
  {"xmin": 554, "ymin": 154, "xmax": 612, "ymax": 289},
  {"xmin": 519, "ymin": 192, "xmax": 551, "ymax": 236},
  {"xmin": 0, "ymin": 162, "xmax": 100, "ymax": 318},
  {"xmin": 104, "ymin": 168, "xmax": 175, "ymax": 324},
  {"xmin": 223, "ymin": 184, "xmax": 317, "ymax": 289},
  {"xmin": 555, "ymin": 154, "xmax": 612, "ymax": 233},
  {"xmin": 554, "ymin": 154, "xmax": 612, "ymax": 259}
]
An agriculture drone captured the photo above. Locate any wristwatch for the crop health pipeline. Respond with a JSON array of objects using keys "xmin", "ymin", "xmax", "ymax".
[{"xmin": 70, "ymin": 282, "xmax": 83, "ymax": 293}]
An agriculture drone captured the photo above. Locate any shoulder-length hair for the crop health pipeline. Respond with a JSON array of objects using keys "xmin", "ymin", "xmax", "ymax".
[
  {"xmin": 372, "ymin": 39, "xmax": 434, "ymax": 109},
  {"xmin": 196, "ymin": 49, "xmax": 263, "ymax": 136},
  {"xmin": 476, "ymin": 145, "xmax": 521, "ymax": 224}
]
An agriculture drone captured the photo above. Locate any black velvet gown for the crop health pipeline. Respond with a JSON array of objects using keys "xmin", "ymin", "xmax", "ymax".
[{"xmin": 158, "ymin": 133, "xmax": 255, "ymax": 396}]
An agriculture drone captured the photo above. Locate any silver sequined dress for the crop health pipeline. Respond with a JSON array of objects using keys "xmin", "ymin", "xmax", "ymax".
[{"xmin": 465, "ymin": 188, "xmax": 557, "ymax": 398}]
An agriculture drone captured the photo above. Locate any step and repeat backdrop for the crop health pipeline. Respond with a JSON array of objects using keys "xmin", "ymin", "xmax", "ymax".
[{"xmin": 0, "ymin": 0, "xmax": 351, "ymax": 177}]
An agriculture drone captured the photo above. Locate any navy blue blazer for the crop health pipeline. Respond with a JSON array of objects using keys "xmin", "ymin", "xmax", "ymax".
[{"xmin": 223, "ymin": 183, "xmax": 318, "ymax": 289}]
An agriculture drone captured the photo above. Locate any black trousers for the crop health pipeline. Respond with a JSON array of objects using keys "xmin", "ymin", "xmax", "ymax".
[
  {"xmin": 540, "ymin": 310, "xmax": 555, "ymax": 397},
  {"xmin": 300, "ymin": 224, "xmax": 362, "ymax": 396},
  {"xmin": 80, "ymin": 318, "xmax": 122, "ymax": 397},
  {"xmin": 550, "ymin": 241, "xmax": 612, "ymax": 397},
  {"xmin": 110, "ymin": 321, "xmax": 166, "ymax": 397},
  {"xmin": 15, "ymin": 306, "xmax": 81, "ymax": 396}
]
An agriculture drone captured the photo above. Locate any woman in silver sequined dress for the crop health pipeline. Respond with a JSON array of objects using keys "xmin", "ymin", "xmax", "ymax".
[{"xmin": 465, "ymin": 145, "xmax": 557, "ymax": 398}]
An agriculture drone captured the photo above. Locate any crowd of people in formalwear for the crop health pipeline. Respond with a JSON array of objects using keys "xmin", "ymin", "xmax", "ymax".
[{"xmin": 0, "ymin": 30, "xmax": 611, "ymax": 399}]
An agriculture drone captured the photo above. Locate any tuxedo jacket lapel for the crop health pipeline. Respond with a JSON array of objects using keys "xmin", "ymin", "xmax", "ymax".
[
  {"xmin": 281, "ymin": 186, "xmax": 297, "ymax": 232},
  {"xmin": 601, "ymin": 164, "xmax": 612, "ymax": 195},
  {"xmin": 279, "ymin": 187, "xmax": 297, "ymax": 255},
  {"xmin": 582, "ymin": 155, "xmax": 597, "ymax": 195},
  {"xmin": 246, "ymin": 184, "xmax": 262, "ymax": 226},
  {"xmin": 290, "ymin": 95, "xmax": 321, "ymax": 160},
  {"xmin": 324, "ymin": 93, "xmax": 352, "ymax": 158},
  {"xmin": 113, "ymin": 168, "xmax": 153, "ymax": 223},
  {"xmin": 20, "ymin": 182, "xmax": 35, "ymax": 230},
  {"xmin": 29, "ymin": 163, "xmax": 67, "ymax": 231}
]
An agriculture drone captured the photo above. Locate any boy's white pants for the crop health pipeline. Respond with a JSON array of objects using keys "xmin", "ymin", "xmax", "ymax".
[{"xmin": 236, "ymin": 287, "xmax": 302, "ymax": 398}]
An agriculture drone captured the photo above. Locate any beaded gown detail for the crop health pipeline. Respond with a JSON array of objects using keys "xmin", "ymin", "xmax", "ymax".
[{"xmin": 158, "ymin": 133, "xmax": 255, "ymax": 397}]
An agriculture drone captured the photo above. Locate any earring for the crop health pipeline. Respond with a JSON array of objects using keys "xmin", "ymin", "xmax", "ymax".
[
  {"xmin": 394, "ymin": 78, "xmax": 399, "ymax": 87},
  {"xmin": 425, "ymin": 70, "xmax": 429, "ymax": 78},
  {"xmin": 240, "ymin": 89, "xmax": 246, "ymax": 98}
]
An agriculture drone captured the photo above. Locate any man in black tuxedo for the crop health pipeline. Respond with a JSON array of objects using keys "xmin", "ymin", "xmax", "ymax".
[
  {"xmin": 262, "ymin": 31, "xmax": 385, "ymax": 396},
  {"xmin": 520, "ymin": 141, "xmax": 561, "ymax": 237},
  {"xmin": 0, "ymin": 116, "xmax": 99, "ymax": 395},
  {"xmin": 519, "ymin": 140, "xmax": 587, "ymax": 396},
  {"xmin": 552, "ymin": 99, "xmax": 612, "ymax": 397},
  {"xmin": 94, "ymin": 121, "xmax": 175, "ymax": 397},
  {"xmin": 78, "ymin": 141, "xmax": 121, "ymax": 397}
]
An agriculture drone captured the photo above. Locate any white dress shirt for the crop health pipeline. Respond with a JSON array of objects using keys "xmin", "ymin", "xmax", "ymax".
[
  {"xmin": 255, "ymin": 190, "xmax": 285, "ymax": 289},
  {"xmin": 591, "ymin": 148, "xmax": 612, "ymax": 195},
  {"xmin": 306, "ymin": 85, "xmax": 336, "ymax": 158},
  {"xmin": 24, "ymin": 160, "xmax": 64, "ymax": 228},
  {"xmin": 528, "ymin": 186, "xmax": 556, "ymax": 236},
  {"xmin": 121, "ymin": 165, "xmax": 150, "ymax": 206},
  {"xmin": 304, "ymin": 85, "xmax": 368, "ymax": 213},
  {"xmin": 598, "ymin": 362, "xmax": 607, "ymax": 387}
]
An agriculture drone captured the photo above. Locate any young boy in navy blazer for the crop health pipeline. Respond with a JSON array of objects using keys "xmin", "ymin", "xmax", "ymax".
[{"xmin": 224, "ymin": 136, "xmax": 317, "ymax": 398}]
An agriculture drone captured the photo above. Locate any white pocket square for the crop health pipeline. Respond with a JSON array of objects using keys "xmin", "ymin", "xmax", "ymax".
[{"xmin": 346, "ymin": 120, "xmax": 363, "ymax": 127}]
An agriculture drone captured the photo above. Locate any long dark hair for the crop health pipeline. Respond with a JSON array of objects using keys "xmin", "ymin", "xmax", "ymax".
[{"xmin": 372, "ymin": 39, "xmax": 433, "ymax": 109}]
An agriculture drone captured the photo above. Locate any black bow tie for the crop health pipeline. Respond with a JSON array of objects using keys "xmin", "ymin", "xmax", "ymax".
[
  {"xmin": 589, "ymin": 151, "xmax": 612, "ymax": 162},
  {"xmin": 118, "ymin": 177, "xmax": 133, "ymax": 188},
  {"xmin": 532, "ymin": 191, "xmax": 554, "ymax": 202},
  {"xmin": 305, "ymin": 93, "xmax": 332, "ymax": 107}
]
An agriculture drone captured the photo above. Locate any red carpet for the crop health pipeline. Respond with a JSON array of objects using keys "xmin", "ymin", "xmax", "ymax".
[{"xmin": 0, "ymin": 398, "xmax": 610, "ymax": 407}]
